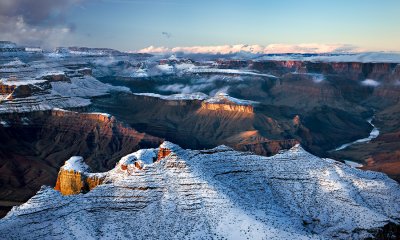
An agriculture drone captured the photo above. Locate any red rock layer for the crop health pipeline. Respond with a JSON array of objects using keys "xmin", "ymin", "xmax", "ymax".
[{"xmin": 157, "ymin": 148, "xmax": 172, "ymax": 161}]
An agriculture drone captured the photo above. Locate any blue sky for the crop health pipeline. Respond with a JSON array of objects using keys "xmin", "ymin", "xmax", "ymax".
[{"xmin": 1, "ymin": 0, "xmax": 399, "ymax": 51}]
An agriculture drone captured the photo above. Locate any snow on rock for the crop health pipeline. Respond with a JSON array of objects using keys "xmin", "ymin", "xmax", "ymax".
[
  {"xmin": 0, "ymin": 95, "xmax": 91, "ymax": 114},
  {"xmin": 119, "ymin": 149, "xmax": 157, "ymax": 166},
  {"xmin": 51, "ymin": 76, "xmax": 130, "ymax": 98},
  {"xmin": 0, "ymin": 71, "xmax": 130, "ymax": 113},
  {"xmin": 159, "ymin": 141, "xmax": 181, "ymax": 151},
  {"xmin": 135, "ymin": 92, "xmax": 257, "ymax": 106},
  {"xmin": 205, "ymin": 92, "xmax": 258, "ymax": 106},
  {"xmin": 61, "ymin": 156, "xmax": 90, "ymax": 173},
  {"xmin": 0, "ymin": 78, "xmax": 47, "ymax": 86},
  {"xmin": 0, "ymin": 142, "xmax": 399, "ymax": 239},
  {"xmin": 37, "ymin": 70, "xmax": 66, "ymax": 78},
  {"xmin": 134, "ymin": 92, "xmax": 209, "ymax": 101},
  {"xmin": 1, "ymin": 59, "xmax": 25, "ymax": 67}
]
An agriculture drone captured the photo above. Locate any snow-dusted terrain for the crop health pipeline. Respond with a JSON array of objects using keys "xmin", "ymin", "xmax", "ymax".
[
  {"xmin": 134, "ymin": 92, "xmax": 209, "ymax": 101},
  {"xmin": 1, "ymin": 142, "xmax": 398, "ymax": 240},
  {"xmin": 205, "ymin": 92, "xmax": 259, "ymax": 105},
  {"xmin": 0, "ymin": 94, "xmax": 91, "ymax": 113},
  {"xmin": 61, "ymin": 156, "xmax": 91, "ymax": 173},
  {"xmin": 134, "ymin": 92, "xmax": 258, "ymax": 106},
  {"xmin": 50, "ymin": 76, "xmax": 130, "ymax": 98},
  {"xmin": 0, "ymin": 62, "xmax": 130, "ymax": 113}
]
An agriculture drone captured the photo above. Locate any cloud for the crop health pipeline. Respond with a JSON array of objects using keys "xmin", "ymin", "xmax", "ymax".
[
  {"xmin": 0, "ymin": 0, "xmax": 82, "ymax": 49},
  {"xmin": 162, "ymin": 32, "xmax": 172, "ymax": 38},
  {"xmin": 137, "ymin": 43, "xmax": 361, "ymax": 54},
  {"xmin": 361, "ymin": 79, "xmax": 380, "ymax": 87},
  {"xmin": 157, "ymin": 83, "xmax": 214, "ymax": 94}
]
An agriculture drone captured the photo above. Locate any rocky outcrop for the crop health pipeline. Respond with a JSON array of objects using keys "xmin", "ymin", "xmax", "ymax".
[
  {"xmin": 54, "ymin": 157, "xmax": 105, "ymax": 195},
  {"xmin": 54, "ymin": 170, "xmax": 86, "ymax": 195},
  {"xmin": 157, "ymin": 141, "xmax": 176, "ymax": 161},
  {"xmin": 41, "ymin": 73, "xmax": 69, "ymax": 82},
  {"xmin": 0, "ymin": 85, "xmax": 15, "ymax": 95},
  {"xmin": 157, "ymin": 147, "xmax": 172, "ymax": 161}
]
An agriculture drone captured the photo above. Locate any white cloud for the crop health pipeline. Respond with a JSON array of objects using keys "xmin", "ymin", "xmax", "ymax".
[
  {"xmin": 137, "ymin": 43, "xmax": 361, "ymax": 54},
  {"xmin": 0, "ymin": 0, "xmax": 82, "ymax": 49},
  {"xmin": 0, "ymin": 15, "xmax": 73, "ymax": 49},
  {"xmin": 157, "ymin": 83, "xmax": 214, "ymax": 94},
  {"xmin": 361, "ymin": 79, "xmax": 380, "ymax": 87}
]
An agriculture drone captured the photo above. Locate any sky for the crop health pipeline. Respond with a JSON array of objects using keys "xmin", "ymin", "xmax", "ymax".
[{"xmin": 0, "ymin": 0, "xmax": 399, "ymax": 52}]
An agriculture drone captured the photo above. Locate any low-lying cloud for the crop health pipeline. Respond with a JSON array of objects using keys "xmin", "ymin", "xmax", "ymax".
[
  {"xmin": 138, "ymin": 43, "xmax": 361, "ymax": 54},
  {"xmin": 361, "ymin": 79, "xmax": 380, "ymax": 87}
]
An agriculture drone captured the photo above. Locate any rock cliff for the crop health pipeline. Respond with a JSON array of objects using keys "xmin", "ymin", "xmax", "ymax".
[
  {"xmin": 54, "ymin": 156, "xmax": 105, "ymax": 195},
  {"xmin": 200, "ymin": 102, "xmax": 254, "ymax": 113}
]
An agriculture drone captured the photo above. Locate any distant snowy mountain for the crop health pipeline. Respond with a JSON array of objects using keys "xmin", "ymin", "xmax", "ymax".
[{"xmin": 1, "ymin": 142, "xmax": 399, "ymax": 239}]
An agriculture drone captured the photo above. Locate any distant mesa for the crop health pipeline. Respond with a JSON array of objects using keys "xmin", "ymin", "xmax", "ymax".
[
  {"xmin": 0, "ymin": 41, "xmax": 42, "ymax": 54},
  {"xmin": 200, "ymin": 92, "xmax": 256, "ymax": 113},
  {"xmin": 135, "ymin": 92, "xmax": 256, "ymax": 113}
]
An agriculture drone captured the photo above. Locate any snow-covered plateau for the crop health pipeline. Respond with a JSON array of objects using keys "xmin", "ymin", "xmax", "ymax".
[
  {"xmin": 134, "ymin": 92, "xmax": 258, "ymax": 106},
  {"xmin": 0, "ymin": 75, "xmax": 130, "ymax": 113},
  {"xmin": 0, "ymin": 142, "xmax": 398, "ymax": 240}
]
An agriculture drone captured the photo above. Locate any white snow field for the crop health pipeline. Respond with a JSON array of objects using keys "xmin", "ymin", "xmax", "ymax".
[{"xmin": 0, "ymin": 143, "xmax": 399, "ymax": 240}]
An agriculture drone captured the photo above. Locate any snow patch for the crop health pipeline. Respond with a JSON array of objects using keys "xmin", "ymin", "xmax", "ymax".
[
  {"xmin": 2, "ymin": 59, "xmax": 25, "ymax": 67},
  {"xmin": 0, "ymin": 79, "xmax": 47, "ymax": 86},
  {"xmin": 51, "ymin": 76, "xmax": 130, "ymax": 98},
  {"xmin": 160, "ymin": 141, "xmax": 181, "ymax": 151},
  {"xmin": 61, "ymin": 156, "xmax": 90, "ymax": 173},
  {"xmin": 205, "ymin": 92, "xmax": 258, "ymax": 106},
  {"xmin": 134, "ymin": 92, "xmax": 209, "ymax": 101},
  {"xmin": 119, "ymin": 149, "xmax": 157, "ymax": 166}
]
